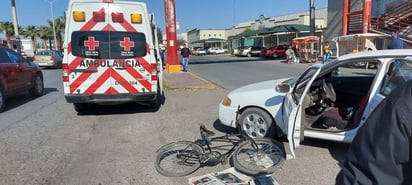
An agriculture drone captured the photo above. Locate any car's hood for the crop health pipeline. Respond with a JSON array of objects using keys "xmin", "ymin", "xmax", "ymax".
[{"xmin": 228, "ymin": 78, "xmax": 292, "ymax": 97}]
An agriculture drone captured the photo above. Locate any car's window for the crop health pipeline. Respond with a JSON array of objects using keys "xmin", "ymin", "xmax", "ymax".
[
  {"xmin": 331, "ymin": 60, "xmax": 379, "ymax": 78},
  {"xmin": 3, "ymin": 48, "xmax": 22, "ymax": 63},
  {"xmin": 293, "ymin": 67, "xmax": 319, "ymax": 101},
  {"xmin": 36, "ymin": 51, "xmax": 53, "ymax": 56},
  {"xmin": 71, "ymin": 31, "xmax": 147, "ymax": 59},
  {"xmin": 381, "ymin": 59, "xmax": 412, "ymax": 96},
  {"xmin": 0, "ymin": 49, "xmax": 12, "ymax": 64}
]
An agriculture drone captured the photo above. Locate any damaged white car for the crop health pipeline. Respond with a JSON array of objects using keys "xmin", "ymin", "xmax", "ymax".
[{"xmin": 218, "ymin": 49, "xmax": 412, "ymax": 157}]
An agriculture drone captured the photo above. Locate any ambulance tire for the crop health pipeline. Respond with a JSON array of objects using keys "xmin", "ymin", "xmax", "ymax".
[{"xmin": 73, "ymin": 103, "xmax": 88, "ymax": 113}]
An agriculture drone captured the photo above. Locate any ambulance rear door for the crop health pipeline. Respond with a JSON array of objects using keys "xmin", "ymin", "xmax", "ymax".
[{"xmin": 65, "ymin": 0, "xmax": 154, "ymax": 99}]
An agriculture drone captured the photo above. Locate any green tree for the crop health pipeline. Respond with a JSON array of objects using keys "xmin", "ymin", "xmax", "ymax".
[
  {"xmin": 22, "ymin": 25, "xmax": 39, "ymax": 52},
  {"xmin": 48, "ymin": 16, "xmax": 65, "ymax": 51},
  {"xmin": 0, "ymin": 21, "xmax": 15, "ymax": 48},
  {"xmin": 38, "ymin": 26, "xmax": 52, "ymax": 50},
  {"xmin": 48, "ymin": 16, "xmax": 65, "ymax": 50},
  {"xmin": 156, "ymin": 27, "xmax": 163, "ymax": 44}
]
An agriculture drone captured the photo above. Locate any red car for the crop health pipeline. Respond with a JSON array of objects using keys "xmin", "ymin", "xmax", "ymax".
[
  {"xmin": 0, "ymin": 47, "xmax": 44, "ymax": 112},
  {"xmin": 262, "ymin": 45, "xmax": 288, "ymax": 59}
]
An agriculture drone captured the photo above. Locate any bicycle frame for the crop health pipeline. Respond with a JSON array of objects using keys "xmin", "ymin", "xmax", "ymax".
[{"xmin": 193, "ymin": 105, "xmax": 260, "ymax": 166}]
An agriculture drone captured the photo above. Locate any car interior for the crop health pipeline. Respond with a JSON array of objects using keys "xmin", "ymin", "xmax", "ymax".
[{"xmin": 298, "ymin": 60, "xmax": 381, "ymax": 132}]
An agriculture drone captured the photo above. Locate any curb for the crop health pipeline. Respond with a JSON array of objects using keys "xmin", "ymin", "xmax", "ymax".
[{"xmin": 163, "ymin": 71, "xmax": 216, "ymax": 90}]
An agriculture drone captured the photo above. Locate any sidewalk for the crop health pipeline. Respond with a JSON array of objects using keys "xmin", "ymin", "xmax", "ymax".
[{"xmin": 163, "ymin": 71, "xmax": 216, "ymax": 90}]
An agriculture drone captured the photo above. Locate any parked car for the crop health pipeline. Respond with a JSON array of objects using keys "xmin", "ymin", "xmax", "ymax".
[
  {"xmin": 0, "ymin": 46, "xmax": 44, "ymax": 113},
  {"xmin": 33, "ymin": 50, "xmax": 63, "ymax": 68},
  {"xmin": 207, "ymin": 47, "xmax": 225, "ymax": 55},
  {"xmin": 237, "ymin": 46, "xmax": 265, "ymax": 57},
  {"xmin": 194, "ymin": 48, "xmax": 206, "ymax": 56},
  {"xmin": 214, "ymin": 48, "xmax": 225, "ymax": 54},
  {"xmin": 262, "ymin": 45, "xmax": 288, "ymax": 59},
  {"xmin": 232, "ymin": 46, "xmax": 243, "ymax": 56},
  {"xmin": 218, "ymin": 49, "xmax": 412, "ymax": 157}
]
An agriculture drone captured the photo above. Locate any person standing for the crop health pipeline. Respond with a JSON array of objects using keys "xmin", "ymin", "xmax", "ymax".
[
  {"xmin": 285, "ymin": 45, "xmax": 296, "ymax": 63},
  {"xmin": 335, "ymin": 80, "xmax": 412, "ymax": 185},
  {"xmin": 180, "ymin": 43, "xmax": 191, "ymax": 72},
  {"xmin": 322, "ymin": 41, "xmax": 331, "ymax": 64},
  {"xmin": 388, "ymin": 31, "xmax": 407, "ymax": 49}
]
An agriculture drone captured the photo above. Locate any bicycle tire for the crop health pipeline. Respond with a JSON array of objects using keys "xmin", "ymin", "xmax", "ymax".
[
  {"xmin": 154, "ymin": 141, "xmax": 204, "ymax": 177},
  {"xmin": 232, "ymin": 138, "xmax": 286, "ymax": 176}
]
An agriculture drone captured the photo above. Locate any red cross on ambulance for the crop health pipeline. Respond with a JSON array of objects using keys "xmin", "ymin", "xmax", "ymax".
[
  {"xmin": 84, "ymin": 36, "xmax": 99, "ymax": 51},
  {"xmin": 120, "ymin": 37, "xmax": 134, "ymax": 51}
]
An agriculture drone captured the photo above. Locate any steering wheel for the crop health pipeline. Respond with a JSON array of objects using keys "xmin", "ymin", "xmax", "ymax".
[{"xmin": 320, "ymin": 79, "xmax": 336, "ymax": 106}]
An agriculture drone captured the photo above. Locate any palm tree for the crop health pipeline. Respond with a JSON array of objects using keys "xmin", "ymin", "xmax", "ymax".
[
  {"xmin": 0, "ymin": 21, "xmax": 15, "ymax": 48},
  {"xmin": 48, "ymin": 16, "xmax": 65, "ymax": 51},
  {"xmin": 38, "ymin": 26, "xmax": 52, "ymax": 50},
  {"xmin": 22, "ymin": 25, "xmax": 39, "ymax": 52}
]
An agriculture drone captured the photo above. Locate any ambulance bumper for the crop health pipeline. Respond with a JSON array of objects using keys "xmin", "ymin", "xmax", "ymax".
[{"xmin": 65, "ymin": 93, "xmax": 157, "ymax": 103}]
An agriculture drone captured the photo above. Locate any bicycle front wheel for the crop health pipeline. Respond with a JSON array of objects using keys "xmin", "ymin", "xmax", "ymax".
[
  {"xmin": 233, "ymin": 138, "xmax": 286, "ymax": 176},
  {"xmin": 154, "ymin": 141, "xmax": 204, "ymax": 177}
]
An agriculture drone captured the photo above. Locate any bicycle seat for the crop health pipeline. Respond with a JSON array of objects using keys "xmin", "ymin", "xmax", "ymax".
[{"xmin": 200, "ymin": 124, "xmax": 215, "ymax": 137}]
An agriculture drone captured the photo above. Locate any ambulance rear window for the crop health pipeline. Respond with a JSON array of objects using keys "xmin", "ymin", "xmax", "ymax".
[{"xmin": 71, "ymin": 31, "xmax": 147, "ymax": 59}]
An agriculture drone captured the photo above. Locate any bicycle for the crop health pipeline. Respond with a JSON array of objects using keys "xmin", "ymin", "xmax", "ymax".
[{"xmin": 154, "ymin": 106, "xmax": 286, "ymax": 177}]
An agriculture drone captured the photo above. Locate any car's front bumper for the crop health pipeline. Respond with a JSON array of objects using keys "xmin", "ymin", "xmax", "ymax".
[{"xmin": 218, "ymin": 103, "xmax": 238, "ymax": 128}]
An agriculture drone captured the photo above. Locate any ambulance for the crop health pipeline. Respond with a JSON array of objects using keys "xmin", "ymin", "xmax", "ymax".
[{"xmin": 62, "ymin": 0, "xmax": 163, "ymax": 112}]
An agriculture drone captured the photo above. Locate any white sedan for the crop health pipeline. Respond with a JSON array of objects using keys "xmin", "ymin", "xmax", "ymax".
[{"xmin": 218, "ymin": 49, "xmax": 412, "ymax": 157}]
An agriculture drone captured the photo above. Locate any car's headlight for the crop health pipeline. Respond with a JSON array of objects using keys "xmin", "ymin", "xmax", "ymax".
[{"xmin": 221, "ymin": 97, "xmax": 231, "ymax": 106}]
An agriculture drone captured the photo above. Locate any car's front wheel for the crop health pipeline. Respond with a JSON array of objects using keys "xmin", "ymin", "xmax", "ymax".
[
  {"xmin": 272, "ymin": 53, "xmax": 278, "ymax": 58},
  {"xmin": 247, "ymin": 52, "xmax": 252, "ymax": 57},
  {"xmin": 239, "ymin": 108, "xmax": 275, "ymax": 138},
  {"xmin": 0, "ymin": 86, "xmax": 5, "ymax": 113},
  {"xmin": 29, "ymin": 74, "xmax": 44, "ymax": 97}
]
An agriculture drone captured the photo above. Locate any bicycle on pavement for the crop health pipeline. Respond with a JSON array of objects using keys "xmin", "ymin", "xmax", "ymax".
[{"xmin": 154, "ymin": 106, "xmax": 286, "ymax": 177}]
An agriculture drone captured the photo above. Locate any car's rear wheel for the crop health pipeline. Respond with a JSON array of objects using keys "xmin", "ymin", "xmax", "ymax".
[
  {"xmin": 272, "ymin": 53, "xmax": 278, "ymax": 58},
  {"xmin": 0, "ymin": 86, "xmax": 5, "ymax": 113},
  {"xmin": 239, "ymin": 108, "xmax": 275, "ymax": 138},
  {"xmin": 247, "ymin": 53, "xmax": 252, "ymax": 57},
  {"xmin": 29, "ymin": 74, "xmax": 44, "ymax": 97}
]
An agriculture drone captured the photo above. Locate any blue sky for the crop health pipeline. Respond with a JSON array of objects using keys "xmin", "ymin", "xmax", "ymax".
[{"xmin": 1, "ymin": 0, "xmax": 327, "ymax": 38}]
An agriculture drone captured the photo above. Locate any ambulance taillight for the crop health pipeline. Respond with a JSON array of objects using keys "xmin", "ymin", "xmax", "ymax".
[
  {"xmin": 103, "ymin": 0, "xmax": 114, "ymax": 3},
  {"xmin": 111, "ymin": 12, "xmax": 124, "ymax": 22},
  {"xmin": 62, "ymin": 64, "xmax": 69, "ymax": 82},
  {"xmin": 151, "ymin": 64, "xmax": 158, "ymax": 81},
  {"xmin": 93, "ymin": 11, "xmax": 105, "ymax": 22}
]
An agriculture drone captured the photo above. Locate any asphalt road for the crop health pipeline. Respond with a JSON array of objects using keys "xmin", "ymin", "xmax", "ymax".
[{"xmin": 0, "ymin": 55, "xmax": 349, "ymax": 185}]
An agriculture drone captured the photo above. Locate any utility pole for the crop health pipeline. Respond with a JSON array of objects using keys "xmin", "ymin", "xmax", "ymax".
[
  {"xmin": 309, "ymin": 0, "xmax": 315, "ymax": 36},
  {"xmin": 11, "ymin": 0, "xmax": 21, "ymax": 54},
  {"xmin": 164, "ymin": 0, "xmax": 179, "ymax": 73},
  {"xmin": 45, "ymin": 0, "xmax": 58, "ymax": 50}
]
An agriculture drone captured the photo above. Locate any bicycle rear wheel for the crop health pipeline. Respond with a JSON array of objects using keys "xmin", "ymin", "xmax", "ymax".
[
  {"xmin": 232, "ymin": 138, "xmax": 286, "ymax": 176},
  {"xmin": 155, "ymin": 141, "xmax": 204, "ymax": 177}
]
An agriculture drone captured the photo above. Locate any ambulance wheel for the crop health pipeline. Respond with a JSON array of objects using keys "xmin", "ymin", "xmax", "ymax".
[{"xmin": 73, "ymin": 103, "xmax": 87, "ymax": 113}]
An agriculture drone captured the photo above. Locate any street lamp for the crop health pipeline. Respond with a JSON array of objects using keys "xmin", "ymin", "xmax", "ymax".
[{"xmin": 45, "ymin": 0, "xmax": 57, "ymax": 50}]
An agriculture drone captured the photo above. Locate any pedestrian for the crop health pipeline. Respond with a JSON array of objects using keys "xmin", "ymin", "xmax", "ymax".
[
  {"xmin": 160, "ymin": 48, "xmax": 165, "ymax": 69},
  {"xmin": 322, "ymin": 41, "xmax": 332, "ymax": 64},
  {"xmin": 335, "ymin": 80, "xmax": 412, "ymax": 185},
  {"xmin": 180, "ymin": 43, "xmax": 191, "ymax": 72},
  {"xmin": 388, "ymin": 31, "xmax": 407, "ymax": 49},
  {"xmin": 285, "ymin": 45, "xmax": 296, "ymax": 63}
]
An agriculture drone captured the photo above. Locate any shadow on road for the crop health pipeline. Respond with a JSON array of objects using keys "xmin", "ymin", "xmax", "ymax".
[{"xmin": 3, "ymin": 87, "xmax": 58, "ymax": 112}]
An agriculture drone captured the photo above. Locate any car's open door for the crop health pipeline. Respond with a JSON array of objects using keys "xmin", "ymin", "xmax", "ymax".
[{"xmin": 283, "ymin": 66, "xmax": 321, "ymax": 158}]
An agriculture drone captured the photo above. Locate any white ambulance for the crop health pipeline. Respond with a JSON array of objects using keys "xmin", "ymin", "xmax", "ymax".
[{"xmin": 62, "ymin": 0, "xmax": 163, "ymax": 112}]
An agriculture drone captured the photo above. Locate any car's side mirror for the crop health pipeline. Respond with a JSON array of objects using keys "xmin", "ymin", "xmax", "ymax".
[{"xmin": 276, "ymin": 83, "xmax": 291, "ymax": 93}]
